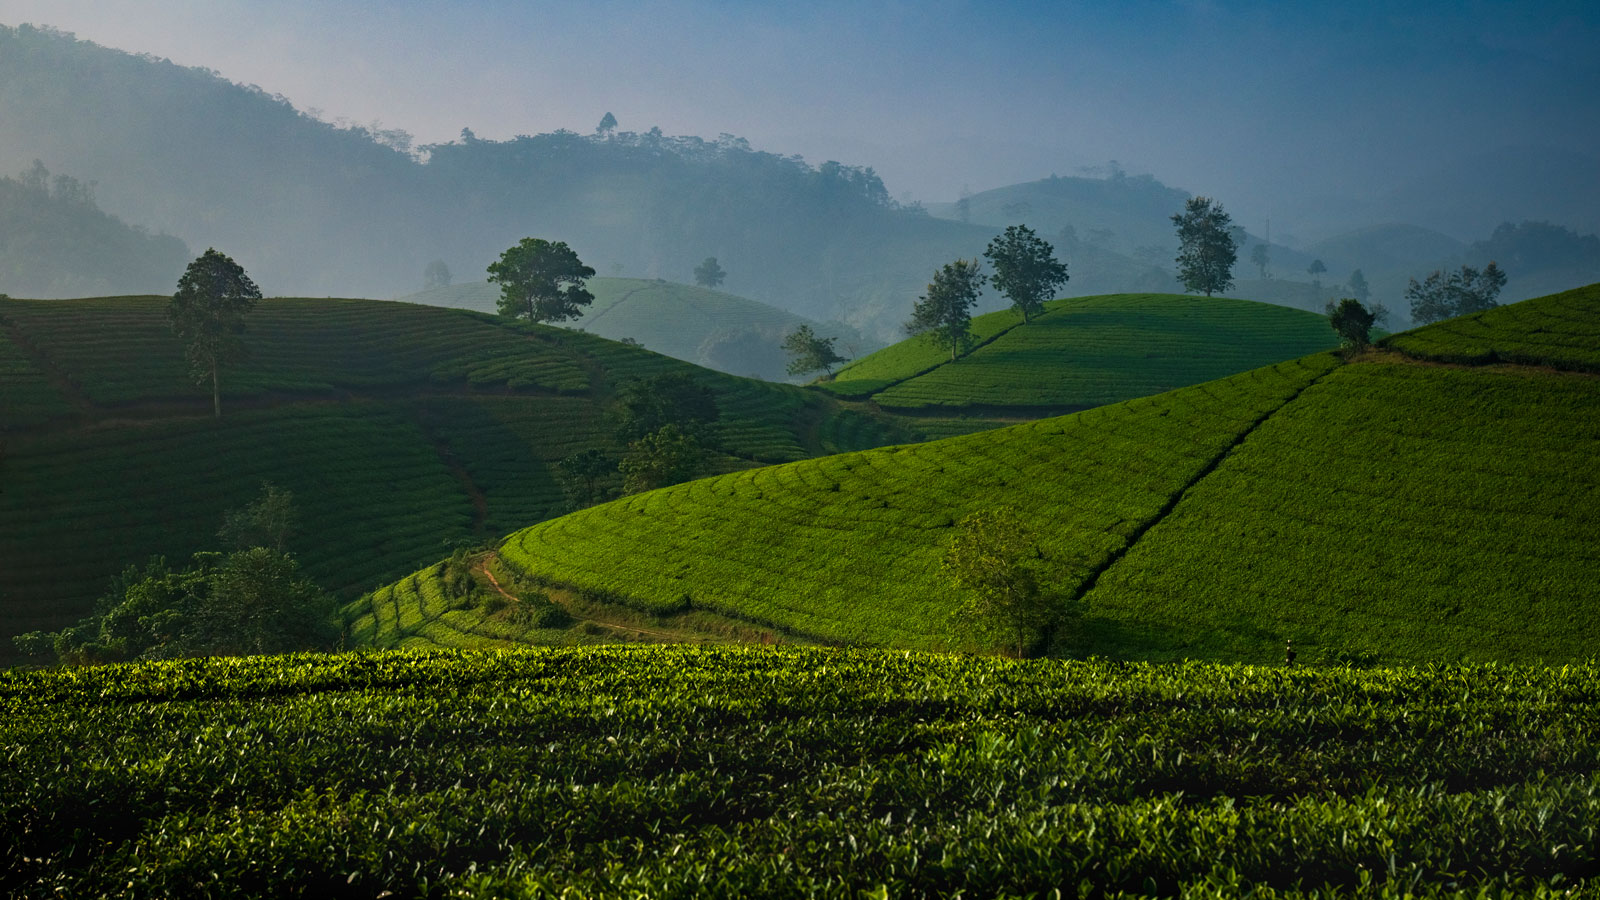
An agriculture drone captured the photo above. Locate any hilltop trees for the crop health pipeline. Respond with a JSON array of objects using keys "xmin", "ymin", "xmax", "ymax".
[
  {"xmin": 944, "ymin": 508, "xmax": 1066, "ymax": 658},
  {"xmin": 1251, "ymin": 243, "xmax": 1271, "ymax": 279},
  {"xmin": 1171, "ymin": 196, "xmax": 1239, "ymax": 297},
  {"xmin": 1327, "ymin": 298, "xmax": 1378, "ymax": 350},
  {"xmin": 168, "ymin": 248, "xmax": 261, "ymax": 418},
  {"xmin": 1406, "ymin": 263, "xmax": 1507, "ymax": 324},
  {"xmin": 907, "ymin": 259, "xmax": 986, "ymax": 361},
  {"xmin": 423, "ymin": 259, "xmax": 452, "ymax": 290},
  {"xmin": 693, "ymin": 257, "xmax": 727, "ymax": 289},
  {"xmin": 1348, "ymin": 268, "xmax": 1370, "ymax": 304},
  {"xmin": 487, "ymin": 238, "xmax": 595, "ymax": 323},
  {"xmin": 782, "ymin": 324, "xmax": 848, "ymax": 378},
  {"xmin": 983, "ymin": 225, "xmax": 1069, "ymax": 324}
]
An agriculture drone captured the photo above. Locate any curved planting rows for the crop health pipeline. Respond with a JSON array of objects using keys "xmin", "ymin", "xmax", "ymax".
[
  {"xmin": 5, "ymin": 647, "xmax": 1600, "ymax": 897},
  {"xmin": 0, "ymin": 296, "xmax": 589, "ymax": 404},
  {"xmin": 0, "ymin": 323, "xmax": 70, "ymax": 428},
  {"xmin": 497, "ymin": 356, "xmax": 1337, "ymax": 648},
  {"xmin": 1081, "ymin": 359, "xmax": 1600, "ymax": 663},
  {"xmin": 1384, "ymin": 282, "xmax": 1600, "ymax": 372},
  {"xmin": 0, "ymin": 405, "xmax": 474, "ymax": 637},
  {"xmin": 869, "ymin": 294, "xmax": 1339, "ymax": 410}
]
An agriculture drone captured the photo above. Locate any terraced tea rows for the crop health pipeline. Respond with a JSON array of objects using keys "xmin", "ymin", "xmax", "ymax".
[
  {"xmin": 824, "ymin": 293, "xmax": 1339, "ymax": 410},
  {"xmin": 1079, "ymin": 360, "xmax": 1600, "ymax": 662},
  {"xmin": 0, "ymin": 296, "xmax": 916, "ymax": 655},
  {"xmin": 495, "ymin": 356, "xmax": 1338, "ymax": 648},
  {"xmin": 1385, "ymin": 281, "xmax": 1600, "ymax": 371},
  {"xmin": 4, "ymin": 647, "xmax": 1599, "ymax": 897}
]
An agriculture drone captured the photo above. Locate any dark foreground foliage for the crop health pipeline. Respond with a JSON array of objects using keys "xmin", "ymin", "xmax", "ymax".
[{"xmin": 4, "ymin": 646, "xmax": 1598, "ymax": 898}]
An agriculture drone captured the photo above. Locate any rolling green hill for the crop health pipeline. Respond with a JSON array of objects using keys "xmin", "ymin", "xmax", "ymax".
[
  {"xmin": 360, "ymin": 284, "xmax": 1600, "ymax": 663},
  {"xmin": 822, "ymin": 293, "xmax": 1342, "ymax": 412},
  {"xmin": 399, "ymin": 277, "xmax": 868, "ymax": 381},
  {"xmin": 0, "ymin": 295, "xmax": 913, "ymax": 655}
]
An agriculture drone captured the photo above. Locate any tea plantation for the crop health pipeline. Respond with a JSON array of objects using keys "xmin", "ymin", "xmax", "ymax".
[
  {"xmin": 4, "ymin": 646, "xmax": 1599, "ymax": 897},
  {"xmin": 447, "ymin": 285, "xmax": 1600, "ymax": 664},
  {"xmin": 822, "ymin": 293, "xmax": 1340, "ymax": 411},
  {"xmin": 0, "ymin": 295, "xmax": 912, "ymax": 656}
]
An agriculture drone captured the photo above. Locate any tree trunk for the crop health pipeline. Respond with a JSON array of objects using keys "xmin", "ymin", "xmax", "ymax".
[{"xmin": 212, "ymin": 366, "xmax": 221, "ymax": 419}]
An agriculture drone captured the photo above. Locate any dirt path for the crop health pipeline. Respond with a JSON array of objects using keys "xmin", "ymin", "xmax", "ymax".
[{"xmin": 477, "ymin": 554, "xmax": 685, "ymax": 640}]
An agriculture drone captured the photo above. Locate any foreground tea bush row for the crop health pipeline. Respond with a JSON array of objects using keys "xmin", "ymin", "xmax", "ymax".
[{"xmin": 3, "ymin": 647, "xmax": 1598, "ymax": 898}]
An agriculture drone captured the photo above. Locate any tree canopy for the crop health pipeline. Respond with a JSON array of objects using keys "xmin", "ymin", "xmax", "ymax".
[
  {"xmin": 486, "ymin": 238, "xmax": 596, "ymax": 323},
  {"xmin": 1171, "ymin": 196, "xmax": 1239, "ymax": 297},
  {"xmin": 982, "ymin": 225, "xmax": 1069, "ymax": 324},
  {"xmin": 943, "ymin": 508, "xmax": 1066, "ymax": 658},
  {"xmin": 168, "ymin": 248, "xmax": 260, "ymax": 418},
  {"xmin": 693, "ymin": 256, "xmax": 727, "ymax": 289},
  {"xmin": 1405, "ymin": 263, "xmax": 1507, "ymax": 325},
  {"xmin": 1327, "ymin": 298, "xmax": 1377, "ymax": 350},
  {"xmin": 906, "ymin": 259, "xmax": 986, "ymax": 361},
  {"xmin": 782, "ymin": 324, "xmax": 848, "ymax": 377}
]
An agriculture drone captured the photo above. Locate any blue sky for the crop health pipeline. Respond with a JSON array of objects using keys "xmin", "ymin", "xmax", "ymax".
[{"xmin": 1, "ymin": 0, "xmax": 1596, "ymax": 236}]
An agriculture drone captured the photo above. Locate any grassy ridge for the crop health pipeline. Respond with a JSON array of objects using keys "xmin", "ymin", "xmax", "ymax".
[
  {"xmin": 1384, "ymin": 282, "xmax": 1600, "ymax": 371},
  {"xmin": 0, "ymin": 296, "xmax": 914, "ymax": 651},
  {"xmin": 4, "ymin": 646, "xmax": 1599, "ymax": 897},
  {"xmin": 434, "ymin": 286, "xmax": 1600, "ymax": 663},
  {"xmin": 495, "ymin": 357, "xmax": 1337, "ymax": 649},
  {"xmin": 824, "ymin": 293, "xmax": 1340, "ymax": 409}
]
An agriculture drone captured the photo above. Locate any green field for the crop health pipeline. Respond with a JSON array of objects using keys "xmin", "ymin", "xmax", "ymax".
[
  {"xmin": 0, "ymin": 296, "xmax": 913, "ymax": 655},
  {"xmin": 401, "ymin": 277, "xmax": 855, "ymax": 381},
  {"xmin": 822, "ymin": 293, "xmax": 1341, "ymax": 410},
  {"xmin": 1385, "ymin": 282, "xmax": 1600, "ymax": 371},
  {"xmin": 5, "ymin": 646, "xmax": 1599, "ymax": 898},
  {"xmin": 392, "ymin": 286, "xmax": 1600, "ymax": 663}
]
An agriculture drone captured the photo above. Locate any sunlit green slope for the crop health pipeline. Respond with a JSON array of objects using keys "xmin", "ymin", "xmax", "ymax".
[
  {"xmin": 368, "ymin": 285, "xmax": 1600, "ymax": 663},
  {"xmin": 0, "ymin": 295, "xmax": 911, "ymax": 653},
  {"xmin": 400, "ymin": 277, "xmax": 854, "ymax": 381},
  {"xmin": 821, "ymin": 293, "xmax": 1340, "ymax": 410}
]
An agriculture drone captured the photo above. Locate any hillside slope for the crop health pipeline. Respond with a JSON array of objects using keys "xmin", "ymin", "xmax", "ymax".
[
  {"xmin": 0, "ymin": 295, "xmax": 912, "ymax": 653},
  {"xmin": 380, "ymin": 284, "xmax": 1600, "ymax": 663},
  {"xmin": 400, "ymin": 277, "xmax": 867, "ymax": 381},
  {"xmin": 823, "ymin": 293, "xmax": 1340, "ymax": 412}
]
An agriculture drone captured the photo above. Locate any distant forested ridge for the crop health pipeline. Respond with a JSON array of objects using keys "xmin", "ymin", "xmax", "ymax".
[
  {"xmin": 0, "ymin": 161, "xmax": 189, "ymax": 297},
  {"xmin": 0, "ymin": 23, "xmax": 1146, "ymax": 338}
]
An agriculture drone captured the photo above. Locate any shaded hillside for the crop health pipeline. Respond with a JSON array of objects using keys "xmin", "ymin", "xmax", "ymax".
[
  {"xmin": 822, "ymin": 293, "xmax": 1340, "ymax": 412},
  {"xmin": 401, "ymin": 278, "xmax": 872, "ymax": 381},
  {"xmin": 368, "ymin": 284, "xmax": 1600, "ymax": 663},
  {"xmin": 926, "ymin": 170, "xmax": 1189, "ymax": 259},
  {"xmin": 0, "ymin": 161, "xmax": 189, "ymax": 297},
  {"xmin": 0, "ymin": 295, "xmax": 914, "ymax": 655}
]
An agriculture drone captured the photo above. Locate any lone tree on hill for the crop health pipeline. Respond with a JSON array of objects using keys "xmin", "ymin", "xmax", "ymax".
[
  {"xmin": 169, "ymin": 248, "xmax": 261, "ymax": 419},
  {"xmin": 1171, "ymin": 196, "xmax": 1239, "ymax": 297},
  {"xmin": 596, "ymin": 111, "xmax": 618, "ymax": 136},
  {"xmin": 1251, "ymin": 243, "xmax": 1271, "ymax": 279},
  {"xmin": 983, "ymin": 224, "xmax": 1069, "ymax": 324},
  {"xmin": 944, "ymin": 508, "xmax": 1066, "ymax": 658},
  {"xmin": 487, "ymin": 238, "xmax": 595, "ymax": 323},
  {"xmin": 423, "ymin": 259, "xmax": 452, "ymax": 290},
  {"xmin": 782, "ymin": 324, "xmax": 848, "ymax": 377},
  {"xmin": 1307, "ymin": 259, "xmax": 1327, "ymax": 289},
  {"xmin": 1327, "ymin": 298, "xmax": 1378, "ymax": 350},
  {"xmin": 1405, "ymin": 262, "xmax": 1507, "ymax": 325},
  {"xmin": 1348, "ymin": 268, "xmax": 1370, "ymax": 304},
  {"xmin": 694, "ymin": 256, "xmax": 727, "ymax": 289},
  {"xmin": 907, "ymin": 258, "xmax": 986, "ymax": 361}
]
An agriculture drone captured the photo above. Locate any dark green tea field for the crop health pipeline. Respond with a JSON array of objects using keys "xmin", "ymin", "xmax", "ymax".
[
  {"xmin": 388, "ymin": 285, "xmax": 1600, "ymax": 664},
  {"xmin": 5, "ymin": 646, "xmax": 1598, "ymax": 898},
  {"xmin": 0, "ymin": 296, "xmax": 911, "ymax": 653}
]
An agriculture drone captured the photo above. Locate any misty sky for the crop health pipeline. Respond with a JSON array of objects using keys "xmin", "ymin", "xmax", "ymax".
[{"xmin": 2, "ymin": 0, "xmax": 1597, "ymax": 237}]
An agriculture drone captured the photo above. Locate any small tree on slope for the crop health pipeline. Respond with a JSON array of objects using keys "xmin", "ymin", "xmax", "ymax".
[
  {"xmin": 983, "ymin": 224, "xmax": 1069, "ymax": 324},
  {"xmin": 944, "ymin": 508, "xmax": 1068, "ymax": 658},
  {"xmin": 168, "ymin": 248, "xmax": 260, "ymax": 419},
  {"xmin": 907, "ymin": 259, "xmax": 986, "ymax": 362}
]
